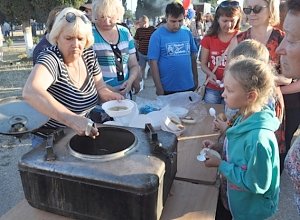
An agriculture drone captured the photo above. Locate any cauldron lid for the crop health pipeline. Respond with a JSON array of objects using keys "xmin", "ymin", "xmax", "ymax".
[
  {"xmin": 0, "ymin": 97, "xmax": 49, "ymax": 135},
  {"xmin": 69, "ymin": 126, "xmax": 137, "ymax": 161}
]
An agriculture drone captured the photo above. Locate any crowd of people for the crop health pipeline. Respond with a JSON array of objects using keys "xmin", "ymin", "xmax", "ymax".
[{"xmin": 19, "ymin": 0, "xmax": 300, "ymax": 218}]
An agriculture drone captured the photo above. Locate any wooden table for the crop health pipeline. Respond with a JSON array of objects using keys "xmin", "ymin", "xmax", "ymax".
[
  {"xmin": 0, "ymin": 104, "xmax": 224, "ymax": 220},
  {"xmin": 160, "ymin": 103, "xmax": 224, "ymax": 220},
  {"xmin": 176, "ymin": 104, "xmax": 223, "ymax": 185}
]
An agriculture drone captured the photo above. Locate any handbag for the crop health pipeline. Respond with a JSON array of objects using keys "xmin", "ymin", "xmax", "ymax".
[{"xmin": 196, "ymin": 47, "xmax": 229, "ymax": 100}]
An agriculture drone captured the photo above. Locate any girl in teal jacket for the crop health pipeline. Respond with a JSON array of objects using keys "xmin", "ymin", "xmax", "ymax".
[{"xmin": 204, "ymin": 57, "xmax": 280, "ymax": 220}]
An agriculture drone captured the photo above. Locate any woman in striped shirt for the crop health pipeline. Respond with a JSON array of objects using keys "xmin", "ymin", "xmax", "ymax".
[
  {"xmin": 23, "ymin": 7, "xmax": 122, "ymax": 137},
  {"xmin": 92, "ymin": 0, "xmax": 140, "ymax": 98}
]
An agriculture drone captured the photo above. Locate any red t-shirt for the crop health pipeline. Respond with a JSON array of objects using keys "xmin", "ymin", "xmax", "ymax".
[{"xmin": 201, "ymin": 33, "xmax": 237, "ymax": 90}]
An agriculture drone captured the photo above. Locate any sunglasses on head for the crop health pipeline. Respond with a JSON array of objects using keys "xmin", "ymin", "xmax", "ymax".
[
  {"xmin": 219, "ymin": 1, "xmax": 240, "ymax": 8},
  {"xmin": 243, "ymin": 5, "xmax": 268, "ymax": 15},
  {"xmin": 63, "ymin": 12, "xmax": 90, "ymax": 24}
]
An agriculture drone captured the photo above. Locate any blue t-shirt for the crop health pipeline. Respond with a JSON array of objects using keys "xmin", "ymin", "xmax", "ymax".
[
  {"xmin": 93, "ymin": 25, "xmax": 136, "ymax": 89},
  {"xmin": 148, "ymin": 25, "xmax": 197, "ymax": 92}
]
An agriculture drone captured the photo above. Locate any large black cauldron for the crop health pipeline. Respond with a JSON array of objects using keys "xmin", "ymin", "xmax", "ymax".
[{"xmin": 19, "ymin": 125, "xmax": 177, "ymax": 220}]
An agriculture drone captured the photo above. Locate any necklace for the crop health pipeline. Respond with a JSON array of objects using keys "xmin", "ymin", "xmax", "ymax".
[
  {"xmin": 67, "ymin": 60, "xmax": 81, "ymax": 87},
  {"xmin": 95, "ymin": 24, "xmax": 118, "ymax": 44},
  {"xmin": 250, "ymin": 27, "xmax": 273, "ymax": 45}
]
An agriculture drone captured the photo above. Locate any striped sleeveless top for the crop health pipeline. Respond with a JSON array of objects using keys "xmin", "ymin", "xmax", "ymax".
[{"xmin": 37, "ymin": 46, "xmax": 99, "ymax": 128}]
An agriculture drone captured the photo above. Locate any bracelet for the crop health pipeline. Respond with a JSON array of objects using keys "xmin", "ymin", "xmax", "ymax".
[{"xmin": 85, "ymin": 119, "xmax": 94, "ymax": 136}]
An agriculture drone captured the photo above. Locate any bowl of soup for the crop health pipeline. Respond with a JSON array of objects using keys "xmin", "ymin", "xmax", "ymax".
[{"xmin": 102, "ymin": 99, "xmax": 134, "ymax": 117}]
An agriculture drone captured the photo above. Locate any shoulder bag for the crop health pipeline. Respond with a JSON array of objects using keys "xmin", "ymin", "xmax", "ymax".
[{"xmin": 196, "ymin": 47, "xmax": 229, "ymax": 100}]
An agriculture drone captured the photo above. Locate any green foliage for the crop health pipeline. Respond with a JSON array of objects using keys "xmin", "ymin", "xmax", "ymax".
[
  {"xmin": 124, "ymin": 9, "xmax": 134, "ymax": 21},
  {"xmin": 18, "ymin": 53, "xmax": 28, "ymax": 60},
  {"xmin": 33, "ymin": 36, "xmax": 39, "ymax": 44},
  {"xmin": 0, "ymin": 0, "xmax": 86, "ymax": 24},
  {"xmin": 5, "ymin": 38, "xmax": 13, "ymax": 47},
  {"xmin": 135, "ymin": 0, "xmax": 163, "ymax": 20},
  {"xmin": 32, "ymin": 0, "xmax": 85, "ymax": 23},
  {"xmin": 0, "ymin": 0, "xmax": 32, "ymax": 24},
  {"xmin": 210, "ymin": 0, "xmax": 218, "ymax": 7}
]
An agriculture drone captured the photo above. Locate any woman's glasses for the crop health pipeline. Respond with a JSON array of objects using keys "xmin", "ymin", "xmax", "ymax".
[
  {"xmin": 243, "ymin": 5, "xmax": 268, "ymax": 15},
  {"xmin": 63, "ymin": 12, "xmax": 90, "ymax": 24},
  {"xmin": 219, "ymin": 1, "xmax": 240, "ymax": 8}
]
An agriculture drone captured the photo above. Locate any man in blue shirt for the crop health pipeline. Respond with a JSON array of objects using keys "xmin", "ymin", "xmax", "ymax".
[{"xmin": 148, "ymin": 2, "xmax": 198, "ymax": 95}]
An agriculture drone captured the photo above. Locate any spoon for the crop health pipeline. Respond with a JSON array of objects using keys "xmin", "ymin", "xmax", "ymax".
[
  {"xmin": 196, "ymin": 148, "xmax": 210, "ymax": 162},
  {"xmin": 197, "ymin": 154, "xmax": 206, "ymax": 162},
  {"xmin": 209, "ymin": 107, "xmax": 217, "ymax": 119},
  {"xmin": 216, "ymin": 80, "xmax": 224, "ymax": 88}
]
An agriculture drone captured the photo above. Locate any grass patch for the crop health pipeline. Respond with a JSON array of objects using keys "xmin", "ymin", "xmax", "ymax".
[
  {"xmin": 0, "ymin": 45, "xmax": 32, "ymax": 99},
  {"xmin": 2, "ymin": 47, "xmax": 28, "ymax": 62},
  {"xmin": 0, "ymin": 69, "xmax": 31, "ymax": 99}
]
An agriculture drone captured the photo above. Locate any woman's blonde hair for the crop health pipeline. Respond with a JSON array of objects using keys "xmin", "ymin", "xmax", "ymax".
[
  {"xmin": 244, "ymin": 0, "xmax": 280, "ymax": 26},
  {"xmin": 226, "ymin": 57, "xmax": 276, "ymax": 115},
  {"xmin": 229, "ymin": 39, "xmax": 270, "ymax": 63},
  {"xmin": 92, "ymin": 0, "xmax": 125, "ymax": 23},
  {"xmin": 49, "ymin": 7, "xmax": 94, "ymax": 48}
]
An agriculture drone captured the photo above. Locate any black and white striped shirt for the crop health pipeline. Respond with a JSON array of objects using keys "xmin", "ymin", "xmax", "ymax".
[{"xmin": 37, "ymin": 46, "xmax": 99, "ymax": 128}]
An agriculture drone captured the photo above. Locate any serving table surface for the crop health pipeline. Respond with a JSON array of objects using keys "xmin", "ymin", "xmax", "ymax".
[
  {"xmin": 0, "ymin": 104, "xmax": 224, "ymax": 220},
  {"xmin": 176, "ymin": 104, "xmax": 222, "ymax": 185}
]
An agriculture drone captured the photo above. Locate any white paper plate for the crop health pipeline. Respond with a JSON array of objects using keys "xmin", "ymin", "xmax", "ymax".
[
  {"xmin": 196, "ymin": 148, "xmax": 221, "ymax": 162},
  {"xmin": 169, "ymin": 106, "xmax": 189, "ymax": 118},
  {"xmin": 161, "ymin": 119, "xmax": 185, "ymax": 136}
]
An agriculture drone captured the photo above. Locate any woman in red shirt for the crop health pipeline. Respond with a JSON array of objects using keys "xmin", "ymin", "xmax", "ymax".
[{"xmin": 200, "ymin": 1, "xmax": 242, "ymax": 104}]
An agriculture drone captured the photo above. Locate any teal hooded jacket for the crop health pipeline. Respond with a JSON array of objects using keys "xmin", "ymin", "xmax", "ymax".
[{"xmin": 219, "ymin": 106, "xmax": 280, "ymax": 220}]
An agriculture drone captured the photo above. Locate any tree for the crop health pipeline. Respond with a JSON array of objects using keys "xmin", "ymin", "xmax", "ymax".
[
  {"xmin": 0, "ymin": 0, "xmax": 84, "ymax": 56},
  {"xmin": 124, "ymin": 9, "xmax": 134, "ymax": 22},
  {"xmin": 0, "ymin": 0, "xmax": 34, "ymax": 56},
  {"xmin": 206, "ymin": 0, "xmax": 218, "ymax": 7},
  {"xmin": 32, "ymin": 0, "xmax": 84, "ymax": 24},
  {"xmin": 135, "ymin": 0, "xmax": 164, "ymax": 21},
  {"xmin": 0, "ymin": 0, "xmax": 33, "ymax": 27},
  {"xmin": 209, "ymin": 0, "xmax": 218, "ymax": 5},
  {"xmin": 122, "ymin": 0, "xmax": 127, "ymax": 11}
]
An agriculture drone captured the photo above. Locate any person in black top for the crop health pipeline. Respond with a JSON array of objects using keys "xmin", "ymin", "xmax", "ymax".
[
  {"xmin": 79, "ymin": 0, "xmax": 92, "ymax": 21},
  {"xmin": 32, "ymin": 5, "xmax": 66, "ymax": 65},
  {"xmin": 134, "ymin": 15, "xmax": 155, "ymax": 79}
]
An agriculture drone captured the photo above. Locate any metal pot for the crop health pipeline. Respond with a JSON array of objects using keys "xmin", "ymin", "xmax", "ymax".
[
  {"xmin": 0, "ymin": 96, "xmax": 48, "ymax": 135},
  {"xmin": 69, "ymin": 126, "xmax": 137, "ymax": 161},
  {"xmin": 19, "ymin": 125, "xmax": 178, "ymax": 220}
]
